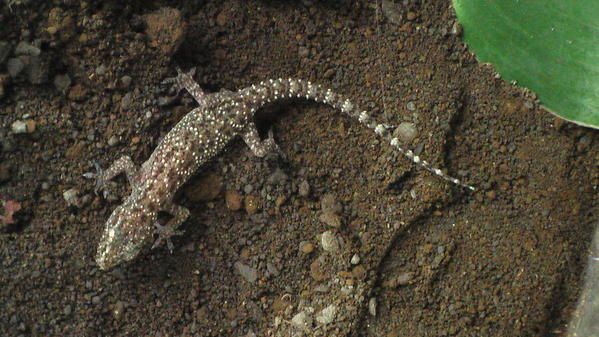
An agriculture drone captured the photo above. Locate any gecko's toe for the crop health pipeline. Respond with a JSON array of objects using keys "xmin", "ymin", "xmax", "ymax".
[
  {"xmin": 152, "ymin": 222, "xmax": 184, "ymax": 252},
  {"xmin": 83, "ymin": 161, "xmax": 105, "ymax": 195},
  {"xmin": 162, "ymin": 66, "xmax": 196, "ymax": 97}
]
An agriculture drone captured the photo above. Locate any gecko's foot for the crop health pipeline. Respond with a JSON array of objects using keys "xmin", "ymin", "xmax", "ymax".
[
  {"xmin": 152, "ymin": 222, "xmax": 184, "ymax": 253},
  {"xmin": 161, "ymin": 66, "xmax": 196, "ymax": 95},
  {"xmin": 83, "ymin": 161, "xmax": 108, "ymax": 196},
  {"xmin": 265, "ymin": 129, "xmax": 287, "ymax": 161}
]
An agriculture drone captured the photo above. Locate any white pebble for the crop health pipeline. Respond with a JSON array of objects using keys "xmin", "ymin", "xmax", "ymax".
[
  {"xmin": 11, "ymin": 120, "xmax": 27, "ymax": 134},
  {"xmin": 395, "ymin": 122, "xmax": 418, "ymax": 144},
  {"xmin": 369, "ymin": 298, "xmax": 377, "ymax": 316},
  {"xmin": 321, "ymin": 231, "xmax": 340, "ymax": 253},
  {"xmin": 350, "ymin": 254, "xmax": 360, "ymax": 265},
  {"xmin": 291, "ymin": 311, "xmax": 312, "ymax": 331},
  {"xmin": 316, "ymin": 305, "xmax": 337, "ymax": 325},
  {"xmin": 63, "ymin": 188, "xmax": 80, "ymax": 207}
]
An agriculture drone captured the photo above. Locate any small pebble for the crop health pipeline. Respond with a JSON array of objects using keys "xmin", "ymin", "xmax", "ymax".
[
  {"xmin": 267, "ymin": 168, "xmax": 288, "ymax": 185},
  {"xmin": 369, "ymin": 298, "xmax": 377, "ymax": 316},
  {"xmin": 310, "ymin": 257, "xmax": 328, "ymax": 281},
  {"xmin": 299, "ymin": 241, "xmax": 314, "ymax": 254},
  {"xmin": 244, "ymin": 195, "xmax": 259, "ymax": 215},
  {"xmin": 395, "ymin": 122, "xmax": 418, "ymax": 144},
  {"xmin": 350, "ymin": 254, "xmax": 360, "ymax": 265},
  {"xmin": 316, "ymin": 305, "xmax": 337, "ymax": 325},
  {"xmin": 7, "ymin": 58, "xmax": 24, "ymax": 78},
  {"xmin": 320, "ymin": 193, "xmax": 341, "ymax": 214},
  {"xmin": 27, "ymin": 55, "xmax": 49, "ymax": 84},
  {"xmin": 266, "ymin": 262, "xmax": 279, "ymax": 277},
  {"xmin": 11, "ymin": 120, "xmax": 27, "ymax": 134},
  {"xmin": 323, "ymin": 68, "xmax": 335, "ymax": 79},
  {"xmin": 298, "ymin": 180, "xmax": 310, "ymax": 197},
  {"xmin": 451, "ymin": 21, "xmax": 463, "ymax": 36},
  {"xmin": 63, "ymin": 188, "xmax": 80, "ymax": 207},
  {"xmin": 275, "ymin": 195, "xmax": 287, "ymax": 208},
  {"xmin": 225, "ymin": 190, "xmax": 243, "ymax": 211},
  {"xmin": 298, "ymin": 46, "xmax": 310, "ymax": 58},
  {"xmin": 291, "ymin": 311, "xmax": 312, "ymax": 331},
  {"xmin": 25, "ymin": 120, "xmax": 36, "ymax": 133},
  {"xmin": 524, "ymin": 100, "xmax": 534, "ymax": 109},
  {"xmin": 63, "ymin": 304, "xmax": 72, "ymax": 316},
  {"xmin": 397, "ymin": 272, "xmax": 414, "ymax": 286},
  {"xmin": 319, "ymin": 212, "xmax": 341, "ymax": 228},
  {"xmin": 120, "ymin": 75, "xmax": 132, "ymax": 88},
  {"xmin": 107, "ymin": 135, "xmax": 119, "ymax": 147},
  {"xmin": 406, "ymin": 101, "xmax": 416, "ymax": 111},
  {"xmin": 381, "ymin": 0, "xmax": 402, "ymax": 25},
  {"xmin": 53, "ymin": 74, "xmax": 71, "ymax": 93},
  {"xmin": 321, "ymin": 231, "xmax": 340, "ymax": 253},
  {"xmin": 121, "ymin": 93, "xmax": 132, "ymax": 110},
  {"xmin": 68, "ymin": 83, "xmax": 87, "ymax": 101},
  {"xmin": 234, "ymin": 261, "xmax": 258, "ymax": 283},
  {"xmin": 95, "ymin": 64, "xmax": 107, "ymax": 75},
  {"xmin": 15, "ymin": 41, "xmax": 40, "ymax": 56},
  {"xmin": 113, "ymin": 301, "xmax": 125, "ymax": 320},
  {"xmin": 383, "ymin": 271, "xmax": 414, "ymax": 288}
]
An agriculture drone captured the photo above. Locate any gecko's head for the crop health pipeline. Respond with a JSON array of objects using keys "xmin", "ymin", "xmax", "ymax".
[{"xmin": 95, "ymin": 198, "xmax": 156, "ymax": 270}]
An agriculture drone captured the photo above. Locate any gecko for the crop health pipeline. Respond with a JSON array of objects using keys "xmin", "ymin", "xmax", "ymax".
[{"xmin": 87, "ymin": 68, "xmax": 475, "ymax": 270}]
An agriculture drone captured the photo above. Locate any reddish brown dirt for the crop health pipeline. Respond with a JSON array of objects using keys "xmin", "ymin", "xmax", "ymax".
[{"xmin": 0, "ymin": 1, "xmax": 597, "ymax": 336}]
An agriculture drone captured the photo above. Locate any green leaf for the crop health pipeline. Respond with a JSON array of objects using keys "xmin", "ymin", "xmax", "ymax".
[{"xmin": 453, "ymin": 0, "xmax": 599, "ymax": 129}]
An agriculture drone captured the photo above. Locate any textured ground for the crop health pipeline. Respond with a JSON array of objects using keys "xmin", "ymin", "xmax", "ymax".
[{"xmin": 0, "ymin": 1, "xmax": 597, "ymax": 336}]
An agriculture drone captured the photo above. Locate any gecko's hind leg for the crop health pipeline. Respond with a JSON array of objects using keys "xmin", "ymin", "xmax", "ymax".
[
  {"xmin": 152, "ymin": 202, "xmax": 190, "ymax": 252},
  {"xmin": 83, "ymin": 155, "xmax": 138, "ymax": 195},
  {"xmin": 242, "ymin": 122, "xmax": 284, "ymax": 159}
]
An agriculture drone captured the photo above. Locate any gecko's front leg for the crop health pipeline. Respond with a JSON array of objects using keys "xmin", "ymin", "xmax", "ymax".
[
  {"xmin": 84, "ymin": 155, "xmax": 139, "ymax": 195},
  {"xmin": 163, "ymin": 67, "xmax": 206, "ymax": 105},
  {"xmin": 152, "ymin": 201, "xmax": 190, "ymax": 252}
]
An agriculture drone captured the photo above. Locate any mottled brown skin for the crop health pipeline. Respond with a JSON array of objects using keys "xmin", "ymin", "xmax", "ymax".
[{"xmin": 93, "ymin": 71, "xmax": 474, "ymax": 270}]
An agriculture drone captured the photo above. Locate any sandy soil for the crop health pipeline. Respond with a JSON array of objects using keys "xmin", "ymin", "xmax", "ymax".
[{"xmin": 1, "ymin": 1, "xmax": 597, "ymax": 336}]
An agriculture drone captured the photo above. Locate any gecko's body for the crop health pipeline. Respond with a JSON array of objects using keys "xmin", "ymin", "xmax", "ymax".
[{"xmin": 93, "ymin": 70, "xmax": 474, "ymax": 270}]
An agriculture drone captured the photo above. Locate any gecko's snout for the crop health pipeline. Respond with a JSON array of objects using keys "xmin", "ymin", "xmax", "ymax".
[{"xmin": 95, "ymin": 203, "xmax": 152, "ymax": 270}]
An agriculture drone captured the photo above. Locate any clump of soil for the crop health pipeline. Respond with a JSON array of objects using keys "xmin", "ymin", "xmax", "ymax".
[{"xmin": 0, "ymin": 1, "xmax": 596, "ymax": 336}]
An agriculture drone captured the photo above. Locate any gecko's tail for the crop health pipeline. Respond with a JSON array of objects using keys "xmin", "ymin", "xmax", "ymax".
[{"xmin": 243, "ymin": 78, "xmax": 475, "ymax": 191}]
